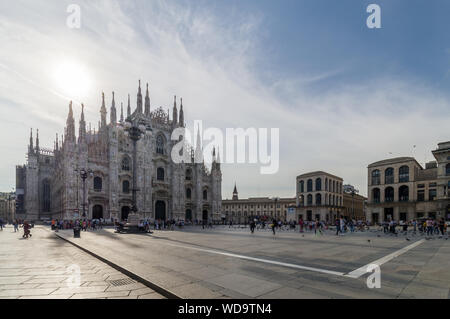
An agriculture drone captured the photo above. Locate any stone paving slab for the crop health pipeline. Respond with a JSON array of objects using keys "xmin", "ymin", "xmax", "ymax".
[{"xmin": 0, "ymin": 226, "xmax": 164, "ymax": 299}]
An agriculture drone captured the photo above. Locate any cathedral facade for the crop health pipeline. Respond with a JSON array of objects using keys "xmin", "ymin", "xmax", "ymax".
[{"xmin": 15, "ymin": 81, "xmax": 222, "ymax": 223}]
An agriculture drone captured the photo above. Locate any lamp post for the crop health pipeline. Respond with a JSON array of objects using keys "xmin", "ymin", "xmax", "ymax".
[
  {"xmin": 75, "ymin": 168, "xmax": 93, "ymax": 219},
  {"xmin": 124, "ymin": 118, "xmax": 146, "ymax": 216}
]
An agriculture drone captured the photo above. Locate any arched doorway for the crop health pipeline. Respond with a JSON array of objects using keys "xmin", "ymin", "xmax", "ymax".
[
  {"xmin": 202, "ymin": 210, "xmax": 208, "ymax": 222},
  {"xmin": 121, "ymin": 206, "xmax": 130, "ymax": 221},
  {"xmin": 92, "ymin": 205, "xmax": 103, "ymax": 219},
  {"xmin": 155, "ymin": 201, "xmax": 166, "ymax": 221},
  {"xmin": 185, "ymin": 209, "xmax": 192, "ymax": 221}
]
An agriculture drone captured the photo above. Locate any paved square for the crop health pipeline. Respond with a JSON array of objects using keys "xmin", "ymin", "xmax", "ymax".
[
  {"xmin": 49, "ymin": 225, "xmax": 450, "ymax": 299},
  {"xmin": 0, "ymin": 226, "xmax": 164, "ymax": 299}
]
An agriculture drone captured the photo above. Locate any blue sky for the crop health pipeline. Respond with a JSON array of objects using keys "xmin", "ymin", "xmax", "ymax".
[{"xmin": 0, "ymin": 0, "xmax": 449, "ymax": 198}]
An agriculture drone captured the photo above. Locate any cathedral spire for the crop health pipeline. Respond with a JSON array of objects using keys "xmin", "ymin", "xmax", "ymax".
[
  {"xmin": 120, "ymin": 102, "xmax": 124, "ymax": 122},
  {"xmin": 55, "ymin": 133, "xmax": 59, "ymax": 150},
  {"xmin": 144, "ymin": 83, "xmax": 150, "ymax": 116},
  {"xmin": 233, "ymin": 183, "xmax": 238, "ymax": 200},
  {"xmin": 79, "ymin": 104, "xmax": 86, "ymax": 143},
  {"xmin": 29, "ymin": 128, "xmax": 33, "ymax": 153},
  {"xmin": 100, "ymin": 92, "xmax": 107, "ymax": 128},
  {"xmin": 179, "ymin": 98, "xmax": 184, "ymax": 126},
  {"xmin": 194, "ymin": 123, "xmax": 203, "ymax": 163},
  {"xmin": 172, "ymin": 95, "xmax": 178, "ymax": 125},
  {"xmin": 127, "ymin": 94, "xmax": 131, "ymax": 118},
  {"xmin": 35, "ymin": 129, "xmax": 39, "ymax": 152},
  {"xmin": 110, "ymin": 91, "xmax": 117, "ymax": 124},
  {"xmin": 66, "ymin": 101, "xmax": 76, "ymax": 143},
  {"xmin": 136, "ymin": 80, "xmax": 143, "ymax": 113}
]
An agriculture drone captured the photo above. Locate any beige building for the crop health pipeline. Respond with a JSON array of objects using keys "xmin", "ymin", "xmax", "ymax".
[
  {"xmin": 342, "ymin": 191, "xmax": 366, "ymax": 220},
  {"xmin": 0, "ymin": 192, "xmax": 15, "ymax": 222},
  {"xmin": 296, "ymin": 171, "xmax": 344, "ymax": 222},
  {"xmin": 366, "ymin": 141, "xmax": 450, "ymax": 223},
  {"xmin": 221, "ymin": 185, "xmax": 296, "ymax": 223}
]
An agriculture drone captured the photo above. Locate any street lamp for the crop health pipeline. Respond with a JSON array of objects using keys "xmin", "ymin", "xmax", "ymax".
[
  {"xmin": 74, "ymin": 168, "xmax": 93, "ymax": 219},
  {"xmin": 124, "ymin": 118, "xmax": 146, "ymax": 216}
]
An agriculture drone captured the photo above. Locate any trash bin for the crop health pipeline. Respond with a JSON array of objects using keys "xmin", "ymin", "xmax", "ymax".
[{"xmin": 73, "ymin": 227, "xmax": 81, "ymax": 238}]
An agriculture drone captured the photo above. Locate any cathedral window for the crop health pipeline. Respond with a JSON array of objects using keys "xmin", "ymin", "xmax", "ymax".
[
  {"xmin": 186, "ymin": 169, "xmax": 192, "ymax": 181},
  {"xmin": 156, "ymin": 134, "xmax": 165, "ymax": 155},
  {"xmin": 42, "ymin": 179, "xmax": 51, "ymax": 212},
  {"xmin": 122, "ymin": 180, "xmax": 130, "ymax": 194},
  {"xmin": 157, "ymin": 167, "xmax": 165, "ymax": 181},
  {"xmin": 186, "ymin": 188, "xmax": 191, "ymax": 199},
  {"xmin": 122, "ymin": 156, "xmax": 130, "ymax": 171},
  {"xmin": 93, "ymin": 176, "xmax": 102, "ymax": 192},
  {"xmin": 203, "ymin": 189, "xmax": 208, "ymax": 200}
]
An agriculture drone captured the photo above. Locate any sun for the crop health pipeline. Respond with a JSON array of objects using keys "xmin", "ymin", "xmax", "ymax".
[{"xmin": 53, "ymin": 60, "xmax": 92, "ymax": 99}]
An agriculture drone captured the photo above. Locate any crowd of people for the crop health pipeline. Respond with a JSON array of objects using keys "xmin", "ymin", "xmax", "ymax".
[{"xmin": 230, "ymin": 216, "xmax": 449, "ymax": 238}]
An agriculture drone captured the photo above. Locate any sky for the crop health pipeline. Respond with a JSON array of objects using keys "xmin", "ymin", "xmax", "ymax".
[{"xmin": 0, "ymin": 0, "xmax": 449, "ymax": 198}]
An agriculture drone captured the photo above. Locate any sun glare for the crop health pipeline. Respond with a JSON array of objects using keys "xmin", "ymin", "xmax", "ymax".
[{"xmin": 53, "ymin": 60, "xmax": 92, "ymax": 99}]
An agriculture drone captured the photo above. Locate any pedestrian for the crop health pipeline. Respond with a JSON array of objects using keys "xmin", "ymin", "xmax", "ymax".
[
  {"xmin": 438, "ymin": 219, "xmax": 445, "ymax": 236},
  {"xmin": 299, "ymin": 217, "xmax": 304, "ymax": 233},
  {"xmin": 14, "ymin": 219, "xmax": 19, "ymax": 232},
  {"xmin": 271, "ymin": 219, "xmax": 276, "ymax": 235},
  {"xmin": 22, "ymin": 220, "xmax": 32, "ymax": 238},
  {"xmin": 335, "ymin": 218, "xmax": 341, "ymax": 236},
  {"xmin": 314, "ymin": 219, "xmax": 322, "ymax": 236},
  {"xmin": 250, "ymin": 219, "xmax": 256, "ymax": 234},
  {"xmin": 426, "ymin": 218, "xmax": 433, "ymax": 236}
]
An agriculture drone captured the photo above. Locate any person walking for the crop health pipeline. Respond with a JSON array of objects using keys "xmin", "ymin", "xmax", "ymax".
[
  {"xmin": 250, "ymin": 219, "xmax": 256, "ymax": 234},
  {"xmin": 13, "ymin": 219, "xmax": 19, "ymax": 232},
  {"xmin": 314, "ymin": 219, "xmax": 322, "ymax": 236},
  {"xmin": 299, "ymin": 217, "xmax": 304, "ymax": 233},
  {"xmin": 22, "ymin": 221, "xmax": 32, "ymax": 238},
  {"xmin": 438, "ymin": 219, "xmax": 445, "ymax": 236},
  {"xmin": 335, "ymin": 218, "xmax": 341, "ymax": 236},
  {"xmin": 339, "ymin": 217, "xmax": 345, "ymax": 235},
  {"xmin": 271, "ymin": 218, "xmax": 276, "ymax": 235},
  {"xmin": 0, "ymin": 218, "xmax": 3, "ymax": 231},
  {"xmin": 426, "ymin": 218, "xmax": 433, "ymax": 236}
]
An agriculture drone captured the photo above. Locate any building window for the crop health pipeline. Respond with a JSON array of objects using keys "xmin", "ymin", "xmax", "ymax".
[
  {"xmin": 372, "ymin": 170, "xmax": 380, "ymax": 185},
  {"xmin": 429, "ymin": 189, "xmax": 436, "ymax": 201},
  {"xmin": 399, "ymin": 185, "xmax": 409, "ymax": 202},
  {"xmin": 316, "ymin": 193, "xmax": 322, "ymax": 205},
  {"xmin": 385, "ymin": 167, "xmax": 394, "ymax": 184},
  {"xmin": 399, "ymin": 166, "xmax": 409, "ymax": 183},
  {"xmin": 325, "ymin": 178, "xmax": 328, "ymax": 191},
  {"xmin": 42, "ymin": 179, "xmax": 51, "ymax": 212},
  {"xmin": 446, "ymin": 163, "xmax": 450, "ymax": 176},
  {"xmin": 122, "ymin": 180, "xmax": 130, "ymax": 193},
  {"xmin": 93, "ymin": 177, "xmax": 102, "ymax": 192},
  {"xmin": 121, "ymin": 156, "xmax": 130, "ymax": 171},
  {"xmin": 306, "ymin": 194, "xmax": 313, "ymax": 205},
  {"xmin": 417, "ymin": 184, "xmax": 425, "ymax": 188},
  {"xmin": 372, "ymin": 188, "xmax": 380, "ymax": 203},
  {"xmin": 203, "ymin": 189, "xmax": 207, "ymax": 200},
  {"xmin": 157, "ymin": 167, "xmax": 164, "ymax": 181},
  {"xmin": 417, "ymin": 190, "xmax": 424, "ymax": 201},
  {"xmin": 185, "ymin": 169, "xmax": 192, "ymax": 181},
  {"xmin": 299, "ymin": 180, "xmax": 304, "ymax": 193},
  {"xmin": 307, "ymin": 179, "xmax": 313, "ymax": 192},
  {"xmin": 385, "ymin": 187, "xmax": 394, "ymax": 202},
  {"xmin": 315, "ymin": 178, "xmax": 322, "ymax": 191},
  {"xmin": 186, "ymin": 188, "xmax": 191, "ymax": 199},
  {"xmin": 156, "ymin": 134, "xmax": 165, "ymax": 155}
]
